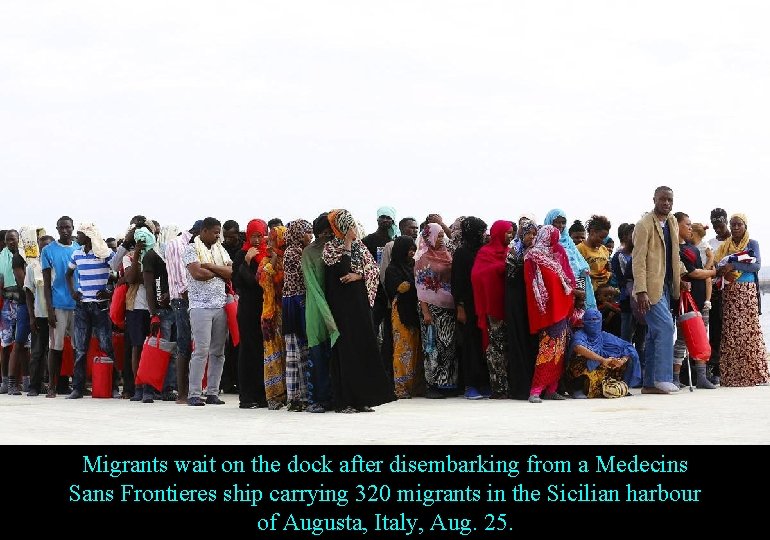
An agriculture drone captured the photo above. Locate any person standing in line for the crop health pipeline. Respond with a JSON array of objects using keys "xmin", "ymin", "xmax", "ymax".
[
  {"xmin": 220, "ymin": 219, "xmax": 241, "ymax": 394},
  {"xmin": 362, "ymin": 207, "xmax": 398, "ymax": 357},
  {"xmin": 41, "ymin": 216, "xmax": 80, "ymax": 398},
  {"xmin": 577, "ymin": 215, "xmax": 613, "ymax": 292},
  {"xmin": 259, "ymin": 225, "xmax": 288, "ymax": 410},
  {"xmin": 378, "ymin": 216, "xmax": 418, "ymax": 387},
  {"xmin": 282, "ymin": 219, "xmax": 314, "ymax": 411},
  {"xmin": 1, "ymin": 230, "xmax": 26, "ymax": 395},
  {"xmin": 415, "ymin": 223, "xmax": 457, "ymax": 399},
  {"xmin": 301, "ymin": 213, "xmax": 339, "ymax": 413},
  {"xmin": 632, "ymin": 186, "xmax": 682, "ymax": 394},
  {"xmin": 25, "ymin": 234, "xmax": 53, "ymax": 396},
  {"xmin": 451, "ymin": 216, "xmax": 491, "ymax": 399},
  {"xmin": 504, "ymin": 219, "xmax": 539, "ymax": 400},
  {"xmin": 142, "ymin": 224, "xmax": 180, "ymax": 402},
  {"xmin": 714, "ymin": 213, "xmax": 770, "ymax": 387},
  {"xmin": 182, "ymin": 217, "xmax": 233, "ymax": 406},
  {"xmin": 232, "ymin": 219, "xmax": 268, "ymax": 409},
  {"xmin": 122, "ymin": 221, "xmax": 157, "ymax": 402},
  {"xmin": 543, "ymin": 210, "xmax": 594, "ymax": 310},
  {"xmin": 471, "ymin": 220, "xmax": 515, "ymax": 399},
  {"xmin": 64, "ymin": 223, "xmax": 121, "ymax": 399},
  {"xmin": 610, "ymin": 223, "xmax": 646, "ymax": 369},
  {"xmin": 672, "ymin": 212, "xmax": 716, "ymax": 389},
  {"xmin": 384, "ymin": 235, "xmax": 422, "ymax": 399},
  {"xmin": 707, "ymin": 208, "xmax": 731, "ymax": 385},
  {"xmin": 322, "ymin": 209, "xmax": 395, "ymax": 413},
  {"xmin": 524, "ymin": 225, "xmax": 576, "ymax": 403},
  {"xmin": 165, "ymin": 220, "xmax": 200, "ymax": 404}
]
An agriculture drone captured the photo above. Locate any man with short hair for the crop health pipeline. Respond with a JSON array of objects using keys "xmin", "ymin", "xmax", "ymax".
[
  {"xmin": 220, "ymin": 220, "xmax": 241, "ymax": 394},
  {"xmin": 267, "ymin": 218, "xmax": 283, "ymax": 231},
  {"xmin": 106, "ymin": 238, "xmax": 117, "ymax": 252},
  {"xmin": 632, "ymin": 186, "xmax": 683, "ymax": 394},
  {"xmin": 1, "ymin": 230, "xmax": 24, "ymax": 394},
  {"xmin": 183, "ymin": 217, "xmax": 233, "ymax": 406},
  {"xmin": 362, "ymin": 207, "xmax": 398, "ymax": 365},
  {"xmin": 41, "ymin": 216, "xmax": 79, "ymax": 398},
  {"xmin": 65, "ymin": 224, "xmax": 121, "ymax": 399}
]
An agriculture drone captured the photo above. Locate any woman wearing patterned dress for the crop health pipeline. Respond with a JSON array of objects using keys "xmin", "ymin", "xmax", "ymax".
[
  {"xmin": 384, "ymin": 236, "xmax": 422, "ymax": 399},
  {"xmin": 414, "ymin": 223, "xmax": 457, "ymax": 399},
  {"xmin": 714, "ymin": 213, "xmax": 770, "ymax": 387}
]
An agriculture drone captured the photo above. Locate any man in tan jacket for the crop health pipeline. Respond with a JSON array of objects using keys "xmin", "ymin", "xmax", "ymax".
[{"xmin": 632, "ymin": 186, "xmax": 682, "ymax": 394}]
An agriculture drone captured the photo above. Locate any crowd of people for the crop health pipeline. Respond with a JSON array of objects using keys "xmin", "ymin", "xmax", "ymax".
[{"xmin": 0, "ymin": 185, "xmax": 767, "ymax": 413}]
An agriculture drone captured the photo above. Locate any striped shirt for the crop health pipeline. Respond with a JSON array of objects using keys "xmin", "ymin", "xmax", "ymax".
[
  {"xmin": 166, "ymin": 231, "xmax": 192, "ymax": 300},
  {"xmin": 68, "ymin": 249, "xmax": 115, "ymax": 302}
]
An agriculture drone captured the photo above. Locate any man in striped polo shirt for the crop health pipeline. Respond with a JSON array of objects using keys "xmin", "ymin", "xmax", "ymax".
[{"xmin": 64, "ymin": 223, "xmax": 121, "ymax": 399}]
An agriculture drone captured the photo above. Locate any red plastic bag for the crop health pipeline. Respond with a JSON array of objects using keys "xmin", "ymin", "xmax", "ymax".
[
  {"xmin": 225, "ymin": 283, "xmax": 239, "ymax": 347},
  {"xmin": 110, "ymin": 283, "xmax": 128, "ymax": 329},
  {"xmin": 112, "ymin": 333, "xmax": 125, "ymax": 371},
  {"xmin": 677, "ymin": 290, "xmax": 711, "ymax": 361},
  {"xmin": 135, "ymin": 329, "xmax": 174, "ymax": 391},
  {"xmin": 60, "ymin": 336, "xmax": 74, "ymax": 376}
]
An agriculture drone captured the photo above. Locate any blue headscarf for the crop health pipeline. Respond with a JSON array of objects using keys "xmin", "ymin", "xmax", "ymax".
[
  {"xmin": 543, "ymin": 208, "xmax": 596, "ymax": 309},
  {"xmin": 570, "ymin": 309, "xmax": 642, "ymax": 386},
  {"xmin": 376, "ymin": 206, "xmax": 399, "ymax": 240}
]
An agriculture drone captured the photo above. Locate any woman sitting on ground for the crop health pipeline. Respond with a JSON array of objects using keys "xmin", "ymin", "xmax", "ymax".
[{"xmin": 566, "ymin": 308, "xmax": 642, "ymax": 398}]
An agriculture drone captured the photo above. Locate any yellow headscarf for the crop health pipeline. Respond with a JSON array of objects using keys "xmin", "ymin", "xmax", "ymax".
[{"xmin": 714, "ymin": 213, "xmax": 750, "ymax": 281}]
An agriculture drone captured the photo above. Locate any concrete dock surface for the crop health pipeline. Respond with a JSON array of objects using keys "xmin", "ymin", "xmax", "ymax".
[{"xmin": 2, "ymin": 384, "xmax": 768, "ymax": 445}]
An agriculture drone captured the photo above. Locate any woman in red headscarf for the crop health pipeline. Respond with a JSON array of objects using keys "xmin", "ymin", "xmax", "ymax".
[
  {"xmin": 471, "ymin": 220, "xmax": 515, "ymax": 398},
  {"xmin": 524, "ymin": 224, "xmax": 576, "ymax": 403},
  {"xmin": 232, "ymin": 219, "xmax": 268, "ymax": 409},
  {"xmin": 233, "ymin": 219, "xmax": 267, "ymax": 409}
]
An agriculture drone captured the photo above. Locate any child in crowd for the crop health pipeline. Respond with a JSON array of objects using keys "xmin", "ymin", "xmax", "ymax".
[{"xmin": 596, "ymin": 283, "xmax": 621, "ymax": 337}]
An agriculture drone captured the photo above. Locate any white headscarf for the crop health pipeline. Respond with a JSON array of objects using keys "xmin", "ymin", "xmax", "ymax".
[
  {"xmin": 19, "ymin": 226, "xmax": 43, "ymax": 286},
  {"xmin": 154, "ymin": 224, "xmax": 180, "ymax": 263},
  {"xmin": 78, "ymin": 223, "xmax": 112, "ymax": 259}
]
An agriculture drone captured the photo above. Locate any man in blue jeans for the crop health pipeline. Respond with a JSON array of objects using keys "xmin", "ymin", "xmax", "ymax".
[
  {"xmin": 65, "ymin": 224, "xmax": 121, "ymax": 399},
  {"xmin": 632, "ymin": 186, "xmax": 684, "ymax": 394}
]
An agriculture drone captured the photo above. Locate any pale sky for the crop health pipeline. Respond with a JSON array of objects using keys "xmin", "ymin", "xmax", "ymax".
[{"xmin": 1, "ymin": 1, "xmax": 768, "ymax": 247}]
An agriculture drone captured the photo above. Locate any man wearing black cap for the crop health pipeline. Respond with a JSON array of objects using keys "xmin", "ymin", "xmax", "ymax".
[{"xmin": 164, "ymin": 220, "xmax": 201, "ymax": 403}]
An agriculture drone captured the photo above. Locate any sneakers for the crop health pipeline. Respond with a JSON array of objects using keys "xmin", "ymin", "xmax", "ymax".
[
  {"xmin": 112, "ymin": 389, "xmax": 121, "ymax": 399},
  {"xmin": 66, "ymin": 390, "xmax": 83, "ymax": 399},
  {"xmin": 161, "ymin": 390, "xmax": 178, "ymax": 402},
  {"xmin": 142, "ymin": 387, "xmax": 155, "ymax": 404},
  {"xmin": 46, "ymin": 389, "xmax": 57, "ymax": 398},
  {"xmin": 543, "ymin": 392, "xmax": 567, "ymax": 401},
  {"xmin": 528, "ymin": 394, "xmax": 542, "ymax": 403},
  {"xmin": 205, "ymin": 395, "xmax": 225, "ymax": 405},
  {"xmin": 28, "ymin": 389, "xmax": 40, "ymax": 397},
  {"xmin": 0, "ymin": 381, "xmax": 8, "ymax": 394},
  {"xmin": 129, "ymin": 389, "xmax": 144, "ymax": 402},
  {"xmin": 187, "ymin": 397, "xmax": 205, "ymax": 406},
  {"xmin": 464, "ymin": 387, "xmax": 484, "ymax": 400},
  {"xmin": 7, "ymin": 385, "xmax": 22, "ymax": 396}
]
